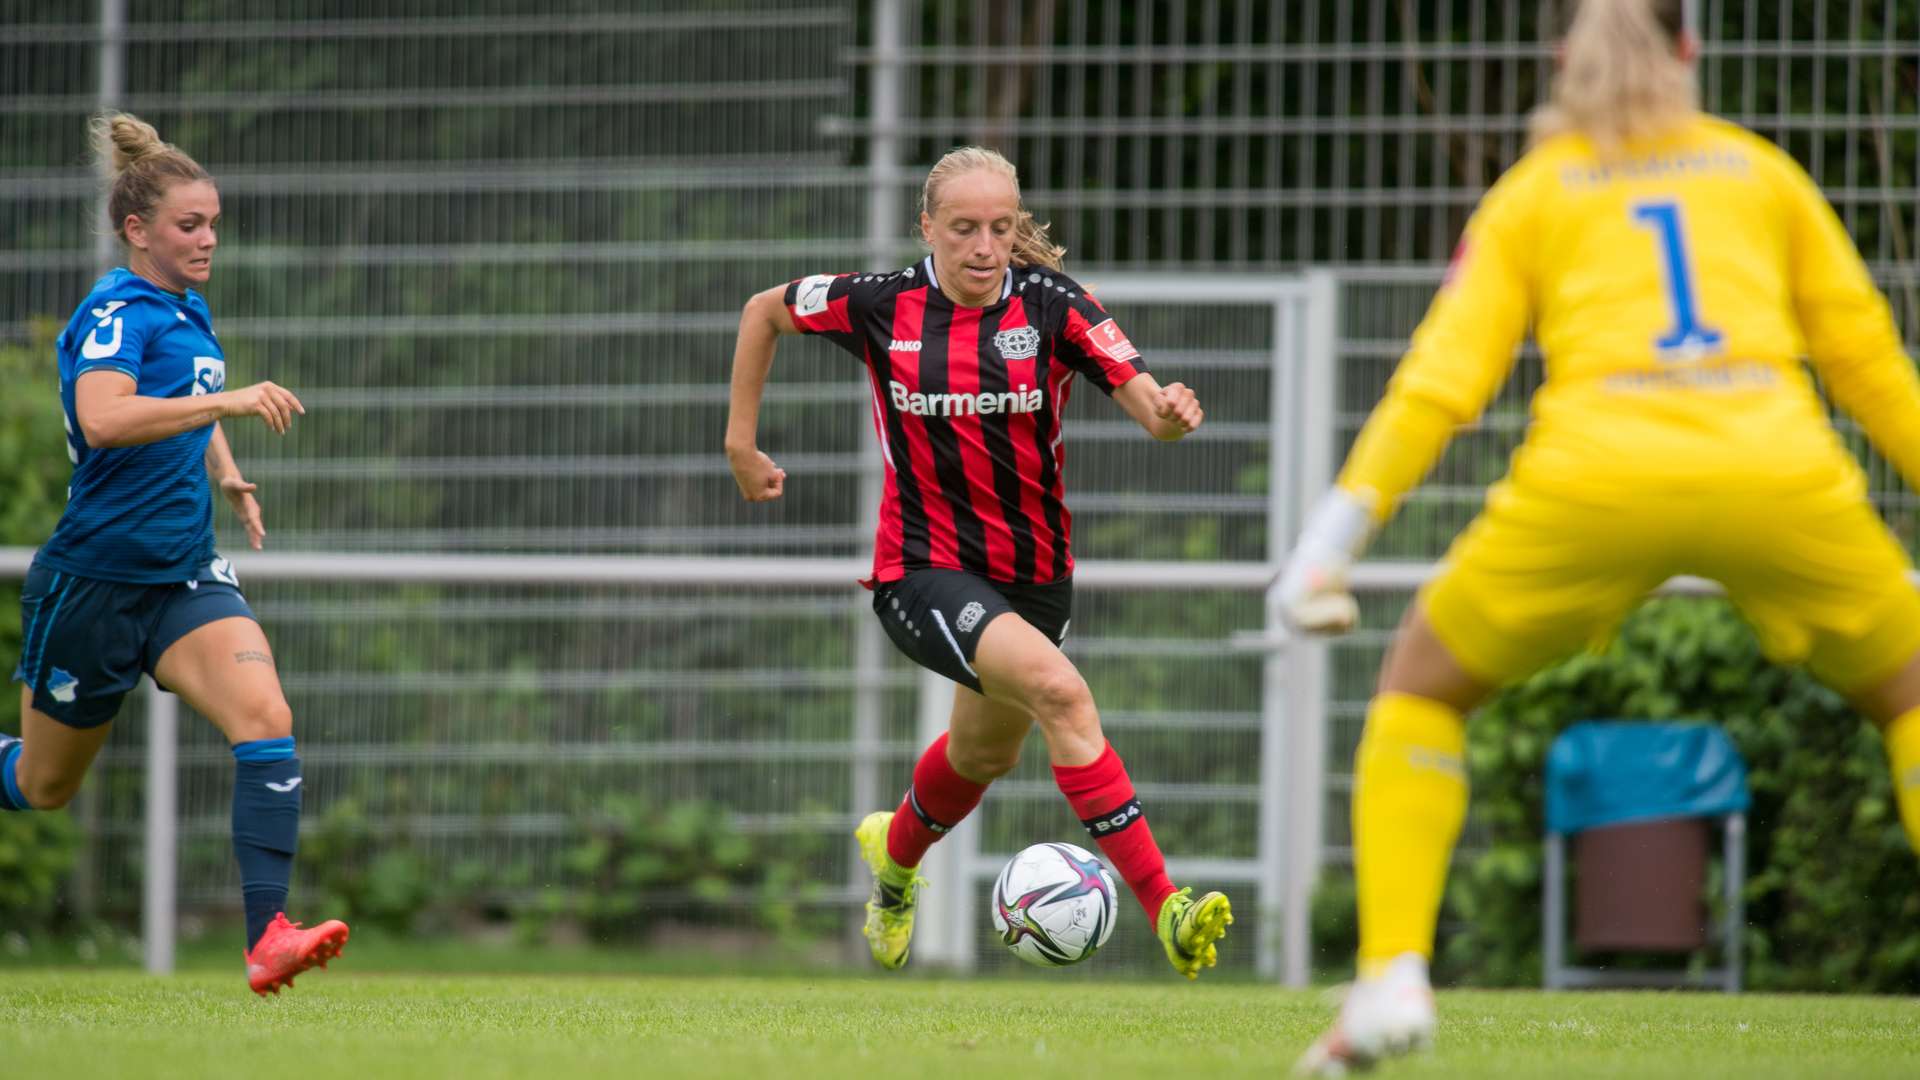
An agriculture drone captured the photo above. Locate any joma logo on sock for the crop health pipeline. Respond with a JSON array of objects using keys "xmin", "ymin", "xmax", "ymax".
[{"xmin": 265, "ymin": 777, "xmax": 303, "ymax": 793}]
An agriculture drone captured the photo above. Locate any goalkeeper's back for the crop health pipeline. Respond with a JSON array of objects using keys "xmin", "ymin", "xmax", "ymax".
[{"xmin": 1394, "ymin": 111, "xmax": 1920, "ymax": 501}]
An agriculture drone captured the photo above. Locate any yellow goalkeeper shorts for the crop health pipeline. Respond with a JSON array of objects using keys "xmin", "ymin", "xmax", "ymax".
[{"xmin": 1421, "ymin": 474, "xmax": 1920, "ymax": 694}]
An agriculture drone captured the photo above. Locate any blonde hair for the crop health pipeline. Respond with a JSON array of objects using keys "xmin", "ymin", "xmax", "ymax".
[
  {"xmin": 1529, "ymin": 0, "xmax": 1695, "ymax": 152},
  {"xmin": 90, "ymin": 111, "xmax": 212, "ymax": 244},
  {"xmin": 920, "ymin": 146, "xmax": 1065, "ymax": 272}
]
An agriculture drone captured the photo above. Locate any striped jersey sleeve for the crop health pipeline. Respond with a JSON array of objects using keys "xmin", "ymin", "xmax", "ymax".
[
  {"xmin": 1049, "ymin": 283, "xmax": 1148, "ymax": 394},
  {"xmin": 784, "ymin": 272, "xmax": 872, "ymax": 360}
]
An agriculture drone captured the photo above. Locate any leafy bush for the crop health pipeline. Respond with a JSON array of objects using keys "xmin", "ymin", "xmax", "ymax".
[
  {"xmin": 297, "ymin": 799, "xmax": 439, "ymax": 935},
  {"xmin": 0, "ymin": 810, "xmax": 80, "ymax": 927},
  {"xmin": 0, "ymin": 329, "xmax": 83, "ymax": 938},
  {"xmin": 1435, "ymin": 596, "xmax": 1920, "ymax": 992},
  {"xmin": 554, "ymin": 796, "xmax": 836, "ymax": 945}
]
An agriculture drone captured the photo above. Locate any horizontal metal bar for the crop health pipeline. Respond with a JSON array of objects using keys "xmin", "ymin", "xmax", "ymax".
[
  {"xmin": 838, "ymin": 40, "xmax": 1914, "ymax": 66},
  {"xmin": 0, "ymin": 10, "xmax": 848, "ymax": 45},
  {"xmin": 258, "ymin": 595, "xmax": 856, "ymax": 622},
  {"xmin": 1052, "ymin": 275, "xmax": 1305, "ymax": 304},
  {"xmin": 0, "ymin": 242, "xmax": 863, "ymax": 274},
  {"xmin": 0, "ymin": 551, "xmax": 1277, "ymax": 589},
  {"xmin": 178, "ymin": 526, "xmax": 869, "ymax": 552},
  {"xmin": 243, "ymin": 454, "xmax": 865, "ymax": 481},
  {"xmin": 825, "ymin": 113, "xmax": 1920, "ymax": 138},
  {"xmin": 838, "ymin": 43, "xmax": 1554, "ymax": 65},
  {"xmin": 275, "ymin": 388, "xmax": 1264, "ymax": 413},
  {"xmin": 0, "ymin": 161, "xmax": 864, "ymax": 198},
  {"xmin": 988, "ymin": 780, "xmax": 1259, "ymax": 802},
  {"xmin": 0, "ymin": 80, "xmax": 843, "ymax": 115},
  {"xmin": 274, "ymin": 669, "xmax": 916, "ymax": 693},
  {"xmin": 209, "ymin": 313, "xmax": 743, "ymax": 338},
  {"xmin": 154, "ymin": 740, "xmax": 917, "ymax": 767},
  {"xmin": 966, "ymin": 855, "xmax": 1264, "ymax": 885},
  {"xmin": 296, "ymin": 383, "xmax": 862, "ymax": 408}
]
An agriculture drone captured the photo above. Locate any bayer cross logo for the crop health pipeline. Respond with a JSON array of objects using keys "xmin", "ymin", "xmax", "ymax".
[
  {"xmin": 955, "ymin": 601, "xmax": 987, "ymax": 633},
  {"xmin": 992, "ymin": 325, "xmax": 1040, "ymax": 360}
]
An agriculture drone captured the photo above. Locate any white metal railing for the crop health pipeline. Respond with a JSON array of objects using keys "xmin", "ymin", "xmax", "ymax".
[{"xmin": 0, "ymin": 269, "xmax": 1336, "ymax": 985}]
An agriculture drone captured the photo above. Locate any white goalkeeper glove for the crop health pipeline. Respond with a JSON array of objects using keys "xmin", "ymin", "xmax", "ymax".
[{"xmin": 1276, "ymin": 487, "xmax": 1375, "ymax": 636}]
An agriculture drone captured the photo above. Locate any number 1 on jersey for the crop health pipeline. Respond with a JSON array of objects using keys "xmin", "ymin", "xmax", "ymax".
[{"xmin": 1632, "ymin": 200, "xmax": 1724, "ymax": 360}]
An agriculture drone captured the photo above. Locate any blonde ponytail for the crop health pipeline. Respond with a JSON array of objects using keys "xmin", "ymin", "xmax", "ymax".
[
  {"xmin": 920, "ymin": 145, "xmax": 1066, "ymax": 272},
  {"xmin": 1529, "ymin": 0, "xmax": 1695, "ymax": 152},
  {"xmin": 89, "ymin": 111, "xmax": 213, "ymax": 244}
]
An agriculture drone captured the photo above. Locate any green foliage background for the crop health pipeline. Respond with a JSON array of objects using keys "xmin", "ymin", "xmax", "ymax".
[{"xmin": 1311, "ymin": 596, "xmax": 1920, "ymax": 993}]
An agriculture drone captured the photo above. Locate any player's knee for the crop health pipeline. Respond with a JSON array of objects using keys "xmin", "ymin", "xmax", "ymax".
[
  {"xmin": 223, "ymin": 698, "xmax": 294, "ymax": 743},
  {"xmin": 1025, "ymin": 665, "xmax": 1094, "ymax": 726},
  {"xmin": 950, "ymin": 741, "xmax": 1022, "ymax": 781},
  {"xmin": 19, "ymin": 769, "xmax": 83, "ymax": 810}
]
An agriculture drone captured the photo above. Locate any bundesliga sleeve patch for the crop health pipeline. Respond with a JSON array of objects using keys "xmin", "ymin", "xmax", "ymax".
[
  {"xmin": 793, "ymin": 274, "xmax": 835, "ymax": 317},
  {"xmin": 1086, "ymin": 318, "xmax": 1141, "ymax": 363}
]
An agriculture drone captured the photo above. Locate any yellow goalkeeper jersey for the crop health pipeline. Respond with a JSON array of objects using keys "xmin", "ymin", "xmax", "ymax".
[{"xmin": 1342, "ymin": 113, "xmax": 1920, "ymax": 513}]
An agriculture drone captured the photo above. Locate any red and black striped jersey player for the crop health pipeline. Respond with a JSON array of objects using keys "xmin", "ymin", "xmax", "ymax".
[{"xmin": 725, "ymin": 146, "xmax": 1233, "ymax": 977}]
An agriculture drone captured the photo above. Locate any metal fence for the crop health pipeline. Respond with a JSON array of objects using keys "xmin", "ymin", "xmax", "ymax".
[{"xmin": 1, "ymin": 0, "xmax": 1916, "ymax": 980}]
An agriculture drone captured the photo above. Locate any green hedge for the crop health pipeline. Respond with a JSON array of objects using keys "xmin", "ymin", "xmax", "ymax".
[{"xmin": 1399, "ymin": 596, "xmax": 1920, "ymax": 992}]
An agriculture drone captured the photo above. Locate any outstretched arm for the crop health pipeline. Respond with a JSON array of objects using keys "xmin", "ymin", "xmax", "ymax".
[
  {"xmin": 1112, "ymin": 372, "xmax": 1204, "ymax": 440},
  {"xmin": 1278, "ymin": 174, "xmax": 1534, "ymax": 635},
  {"xmin": 724, "ymin": 285, "xmax": 799, "ymax": 502}
]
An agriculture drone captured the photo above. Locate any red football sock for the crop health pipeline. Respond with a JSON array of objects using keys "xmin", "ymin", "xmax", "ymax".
[
  {"xmin": 1052, "ymin": 743, "xmax": 1179, "ymax": 923},
  {"xmin": 885, "ymin": 733, "xmax": 990, "ymax": 868}
]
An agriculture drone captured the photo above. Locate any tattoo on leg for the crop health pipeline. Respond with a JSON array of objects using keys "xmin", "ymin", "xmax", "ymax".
[{"xmin": 235, "ymin": 650, "xmax": 274, "ymax": 666}]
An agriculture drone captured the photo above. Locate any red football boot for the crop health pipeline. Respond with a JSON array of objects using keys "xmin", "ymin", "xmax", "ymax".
[{"xmin": 245, "ymin": 912, "xmax": 350, "ymax": 996}]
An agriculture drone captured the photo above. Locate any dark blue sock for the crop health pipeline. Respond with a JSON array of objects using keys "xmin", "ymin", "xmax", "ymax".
[
  {"xmin": 0, "ymin": 736, "xmax": 31, "ymax": 812},
  {"xmin": 232, "ymin": 737, "xmax": 301, "ymax": 950}
]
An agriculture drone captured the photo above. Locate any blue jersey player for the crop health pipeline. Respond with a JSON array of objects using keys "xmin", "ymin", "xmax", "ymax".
[{"xmin": 2, "ymin": 113, "xmax": 346, "ymax": 994}]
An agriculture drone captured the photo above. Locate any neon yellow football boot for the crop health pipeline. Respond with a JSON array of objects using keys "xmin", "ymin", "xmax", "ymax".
[
  {"xmin": 1156, "ymin": 886, "xmax": 1233, "ymax": 980},
  {"xmin": 854, "ymin": 810, "xmax": 926, "ymax": 970}
]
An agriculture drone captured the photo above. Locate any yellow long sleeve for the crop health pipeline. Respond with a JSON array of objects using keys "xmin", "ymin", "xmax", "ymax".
[
  {"xmin": 1781, "ymin": 155, "xmax": 1920, "ymax": 490},
  {"xmin": 1337, "ymin": 169, "xmax": 1534, "ymax": 522}
]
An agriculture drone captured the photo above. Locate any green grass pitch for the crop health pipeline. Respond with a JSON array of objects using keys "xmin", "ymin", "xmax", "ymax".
[{"xmin": 5, "ymin": 970, "xmax": 1919, "ymax": 1079}]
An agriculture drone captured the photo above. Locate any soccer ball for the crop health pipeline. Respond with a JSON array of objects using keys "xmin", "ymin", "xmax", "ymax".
[{"xmin": 990, "ymin": 841, "xmax": 1118, "ymax": 967}]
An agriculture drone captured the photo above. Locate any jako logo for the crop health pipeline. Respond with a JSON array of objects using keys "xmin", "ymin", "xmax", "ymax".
[
  {"xmin": 891, "ymin": 380, "xmax": 1042, "ymax": 417},
  {"xmin": 889, "ymin": 338, "xmax": 923, "ymax": 353}
]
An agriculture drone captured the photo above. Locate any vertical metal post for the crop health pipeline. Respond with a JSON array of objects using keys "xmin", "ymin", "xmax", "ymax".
[
  {"xmin": 850, "ymin": 0, "xmax": 908, "ymax": 956},
  {"xmin": 1724, "ymin": 813, "xmax": 1745, "ymax": 993},
  {"xmin": 1543, "ymin": 833, "xmax": 1565, "ymax": 989},
  {"xmin": 908, "ymin": 668, "xmax": 975, "ymax": 970},
  {"xmin": 1282, "ymin": 271, "xmax": 1339, "ymax": 988},
  {"xmin": 95, "ymin": 0, "xmax": 127, "ymax": 274},
  {"xmin": 92, "ymin": 0, "xmax": 130, "ymax": 944},
  {"xmin": 1256, "ymin": 286, "xmax": 1301, "ymax": 982},
  {"xmin": 143, "ymin": 680, "xmax": 178, "ymax": 976}
]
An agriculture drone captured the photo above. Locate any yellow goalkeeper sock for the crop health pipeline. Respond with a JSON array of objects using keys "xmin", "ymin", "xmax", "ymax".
[
  {"xmin": 1884, "ymin": 704, "xmax": 1920, "ymax": 854},
  {"xmin": 1353, "ymin": 691, "xmax": 1468, "ymax": 980}
]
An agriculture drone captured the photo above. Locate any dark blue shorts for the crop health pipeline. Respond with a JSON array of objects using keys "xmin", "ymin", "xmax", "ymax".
[
  {"xmin": 12, "ymin": 559, "xmax": 255, "ymax": 729},
  {"xmin": 872, "ymin": 569, "xmax": 1071, "ymax": 693}
]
